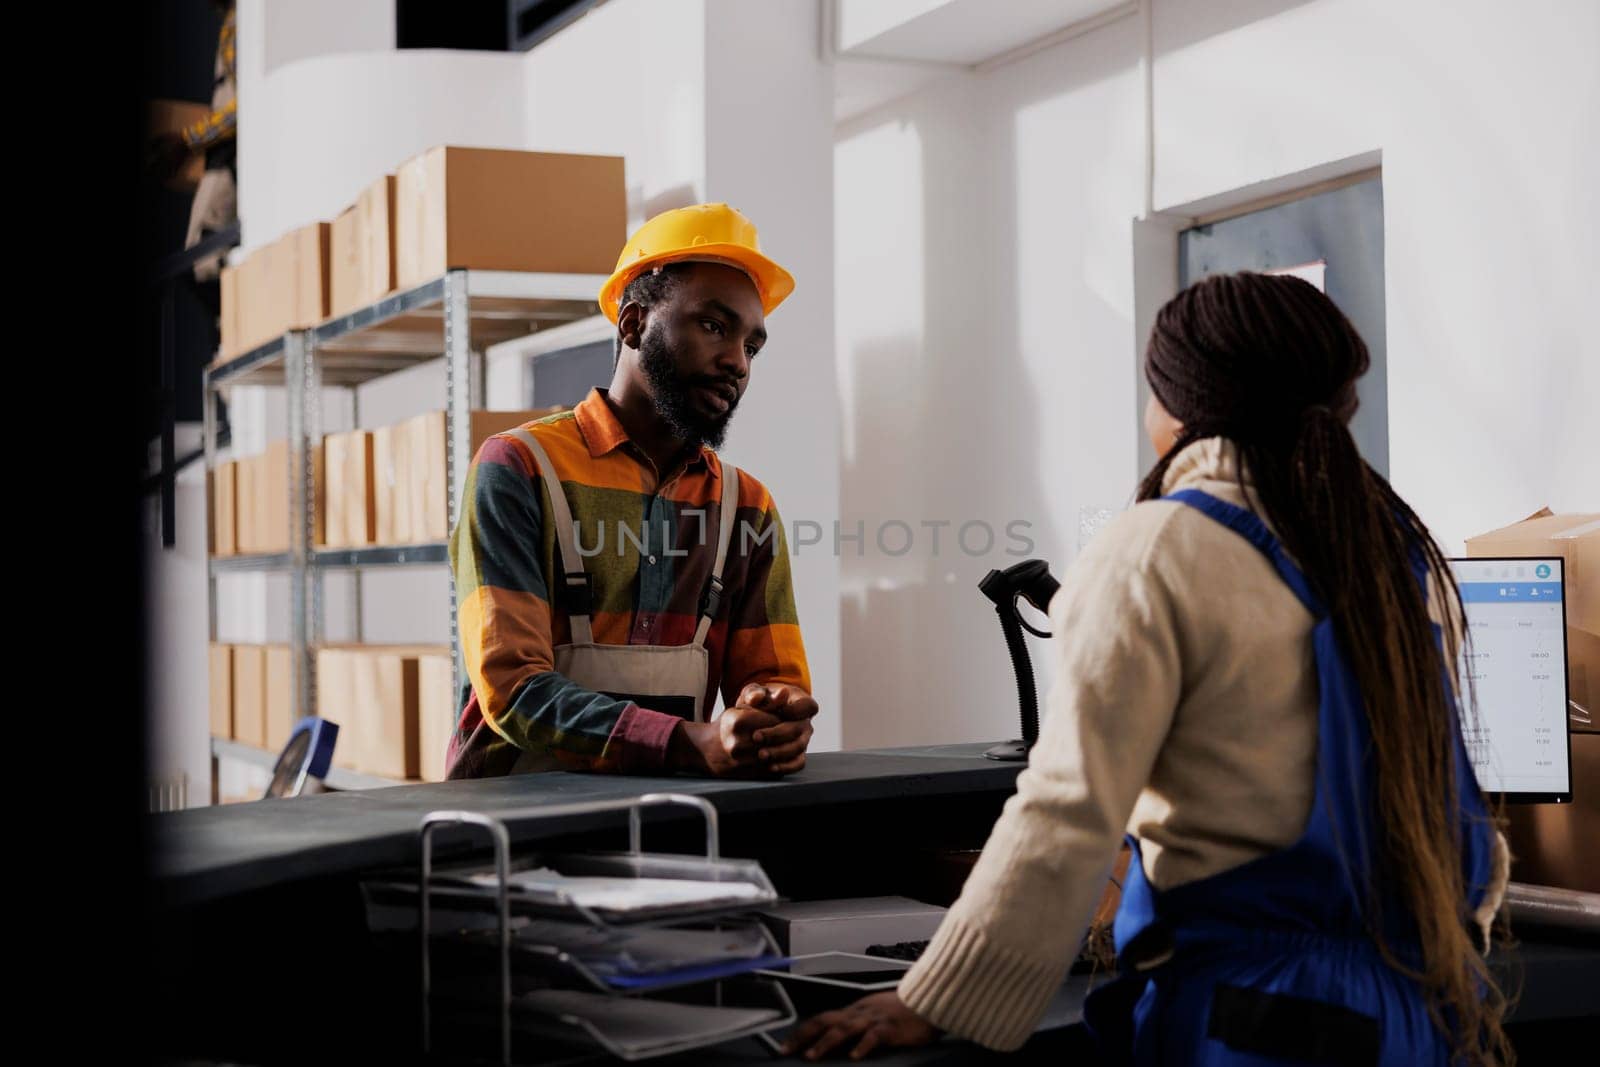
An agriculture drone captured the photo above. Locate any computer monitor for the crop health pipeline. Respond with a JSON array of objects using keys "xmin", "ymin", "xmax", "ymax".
[{"xmin": 1448, "ymin": 557, "xmax": 1572, "ymax": 803}]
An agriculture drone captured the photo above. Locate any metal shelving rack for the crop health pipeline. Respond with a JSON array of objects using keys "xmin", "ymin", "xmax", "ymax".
[{"xmin": 203, "ymin": 270, "xmax": 606, "ymax": 784}]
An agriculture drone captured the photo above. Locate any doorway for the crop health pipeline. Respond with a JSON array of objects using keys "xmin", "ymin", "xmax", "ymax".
[{"xmin": 1177, "ymin": 172, "xmax": 1389, "ymax": 474}]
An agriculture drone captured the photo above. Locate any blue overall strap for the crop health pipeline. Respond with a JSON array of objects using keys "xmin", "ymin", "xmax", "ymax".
[{"xmin": 1162, "ymin": 487, "xmax": 1379, "ymax": 910}]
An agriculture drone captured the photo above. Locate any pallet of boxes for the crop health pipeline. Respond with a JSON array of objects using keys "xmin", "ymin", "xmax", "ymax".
[
  {"xmin": 1465, "ymin": 510, "xmax": 1600, "ymax": 893},
  {"xmin": 207, "ymin": 144, "xmax": 619, "ymax": 787}
]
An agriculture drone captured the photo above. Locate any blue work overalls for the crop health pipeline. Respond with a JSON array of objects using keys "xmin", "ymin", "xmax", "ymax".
[{"xmin": 1083, "ymin": 489, "xmax": 1496, "ymax": 1066}]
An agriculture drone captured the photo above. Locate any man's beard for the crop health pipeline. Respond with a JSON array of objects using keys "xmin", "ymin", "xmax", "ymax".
[{"xmin": 639, "ymin": 326, "xmax": 737, "ymax": 450}]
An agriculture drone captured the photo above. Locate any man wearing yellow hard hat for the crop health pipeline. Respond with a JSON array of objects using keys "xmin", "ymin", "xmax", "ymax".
[{"xmin": 445, "ymin": 204, "xmax": 818, "ymax": 779}]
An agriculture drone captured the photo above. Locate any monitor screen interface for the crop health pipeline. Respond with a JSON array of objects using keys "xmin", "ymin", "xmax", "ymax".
[{"xmin": 1449, "ymin": 557, "xmax": 1571, "ymax": 800}]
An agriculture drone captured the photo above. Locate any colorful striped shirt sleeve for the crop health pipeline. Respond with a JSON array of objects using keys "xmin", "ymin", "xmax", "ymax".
[
  {"xmin": 722, "ymin": 500, "xmax": 811, "ymax": 706},
  {"xmin": 450, "ymin": 436, "xmax": 676, "ymax": 773}
]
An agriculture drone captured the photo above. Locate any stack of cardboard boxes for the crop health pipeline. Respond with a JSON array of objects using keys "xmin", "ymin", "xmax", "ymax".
[
  {"xmin": 219, "ymin": 222, "xmax": 332, "ymax": 361},
  {"xmin": 210, "ymin": 642, "xmax": 455, "ymax": 783},
  {"xmin": 1465, "ymin": 510, "xmax": 1600, "ymax": 892},
  {"xmin": 315, "ymin": 645, "xmax": 455, "ymax": 783},
  {"xmin": 209, "ymin": 439, "xmax": 325, "ymax": 556},
  {"xmin": 215, "ymin": 145, "xmax": 624, "ymax": 362},
  {"xmin": 323, "ymin": 408, "xmax": 564, "ymax": 548},
  {"xmin": 208, "ymin": 414, "xmax": 562, "ymax": 557},
  {"xmin": 208, "ymin": 644, "xmax": 297, "ymax": 754}
]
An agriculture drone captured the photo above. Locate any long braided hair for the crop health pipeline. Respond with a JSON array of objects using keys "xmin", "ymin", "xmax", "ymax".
[{"xmin": 1137, "ymin": 272, "xmax": 1510, "ymax": 1066}]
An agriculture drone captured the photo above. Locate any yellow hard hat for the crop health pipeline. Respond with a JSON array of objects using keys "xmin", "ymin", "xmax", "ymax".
[{"xmin": 598, "ymin": 203, "xmax": 795, "ymax": 323}]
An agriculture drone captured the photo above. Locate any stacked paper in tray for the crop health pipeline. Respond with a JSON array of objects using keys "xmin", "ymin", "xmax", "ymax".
[
  {"xmin": 513, "ymin": 920, "xmax": 773, "ymax": 980},
  {"xmin": 462, "ymin": 867, "xmax": 770, "ymax": 914}
]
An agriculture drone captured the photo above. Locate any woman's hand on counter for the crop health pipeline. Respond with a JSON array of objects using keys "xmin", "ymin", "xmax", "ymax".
[{"xmin": 780, "ymin": 992, "xmax": 939, "ymax": 1060}]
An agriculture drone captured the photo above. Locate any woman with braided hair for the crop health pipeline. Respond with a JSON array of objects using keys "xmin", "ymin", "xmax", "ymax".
[{"xmin": 786, "ymin": 271, "xmax": 1512, "ymax": 1064}]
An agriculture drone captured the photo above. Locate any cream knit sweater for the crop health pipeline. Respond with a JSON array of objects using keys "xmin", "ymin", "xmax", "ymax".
[{"xmin": 897, "ymin": 438, "xmax": 1509, "ymax": 1051}]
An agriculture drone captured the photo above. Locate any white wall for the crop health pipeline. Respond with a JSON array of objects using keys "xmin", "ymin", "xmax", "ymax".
[
  {"xmin": 1151, "ymin": 0, "xmax": 1600, "ymax": 550},
  {"xmin": 261, "ymin": 0, "xmax": 394, "ymax": 73},
  {"xmin": 521, "ymin": 0, "xmax": 707, "ymax": 225},
  {"xmin": 835, "ymin": 16, "xmax": 1145, "ymax": 750},
  {"xmin": 833, "ymin": 0, "xmax": 1599, "ymax": 749},
  {"xmin": 241, "ymin": 51, "xmax": 529, "ymax": 248},
  {"xmin": 704, "ymin": 0, "xmax": 842, "ymax": 752}
]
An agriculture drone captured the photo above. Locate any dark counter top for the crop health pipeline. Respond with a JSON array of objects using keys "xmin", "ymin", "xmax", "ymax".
[
  {"xmin": 148, "ymin": 741, "xmax": 1598, "ymax": 1064},
  {"xmin": 151, "ymin": 744, "xmax": 1024, "ymax": 907}
]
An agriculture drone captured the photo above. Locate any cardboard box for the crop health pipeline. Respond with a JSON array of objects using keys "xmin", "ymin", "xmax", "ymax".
[
  {"xmin": 315, "ymin": 646, "xmax": 353, "ymax": 731},
  {"xmin": 285, "ymin": 222, "xmax": 331, "ymax": 328},
  {"xmin": 755, "ymin": 898, "xmax": 947, "ymax": 956},
  {"xmin": 373, "ymin": 423, "xmax": 408, "ymax": 545},
  {"xmin": 258, "ymin": 439, "xmax": 289, "ymax": 554},
  {"xmin": 254, "ymin": 438, "xmax": 326, "ymax": 553},
  {"xmin": 350, "ymin": 648, "xmax": 420, "ymax": 780},
  {"xmin": 218, "ymin": 263, "xmax": 241, "ymax": 361},
  {"xmin": 418, "ymin": 652, "xmax": 455, "ymax": 782},
  {"xmin": 1466, "ymin": 510, "xmax": 1600, "ymax": 726},
  {"xmin": 263, "ymin": 238, "xmax": 295, "ymax": 349},
  {"xmin": 265, "ymin": 644, "xmax": 295, "ymax": 754},
  {"xmin": 330, "ymin": 175, "xmax": 397, "ymax": 316},
  {"xmin": 235, "ymin": 248, "xmax": 275, "ymax": 355},
  {"xmin": 209, "ymin": 643, "xmax": 233, "ymax": 739},
  {"xmin": 363, "ymin": 175, "xmax": 398, "ymax": 300},
  {"xmin": 238, "ymin": 224, "xmax": 331, "ymax": 346},
  {"xmin": 1503, "ymin": 731, "xmax": 1600, "ymax": 892},
  {"xmin": 329, "ymin": 204, "xmax": 362, "ymax": 320},
  {"xmin": 145, "ymin": 98, "xmax": 208, "ymax": 191},
  {"xmin": 395, "ymin": 147, "xmax": 624, "ymax": 287},
  {"xmin": 404, "ymin": 410, "xmax": 559, "ymax": 542},
  {"xmin": 230, "ymin": 444, "xmax": 324, "ymax": 554},
  {"xmin": 211, "ymin": 461, "xmax": 237, "ymax": 557},
  {"xmin": 232, "ymin": 645, "xmax": 268, "ymax": 747},
  {"xmin": 323, "ymin": 431, "xmax": 376, "ymax": 547},
  {"xmin": 234, "ymin": 453, "xmax": 259, "ymax": 555}
]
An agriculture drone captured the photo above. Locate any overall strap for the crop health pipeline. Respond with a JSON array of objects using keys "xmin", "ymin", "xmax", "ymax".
[
  {"xmin": 1164, "ymin": 489, "xmax": 1324, "ymax": 618},
  {"xmin": 507, "ymin": 428, "xmax": 594, "ymax": 645},
  {"xmin": 693, "ymin": 463, "xmax": 741, "ymax": 647}
]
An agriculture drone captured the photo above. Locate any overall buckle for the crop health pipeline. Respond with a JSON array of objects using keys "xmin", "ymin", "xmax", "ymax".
[
  {"xmin": 561, "ymin": 573, "xmax": 593, "ymax": 615},
  {"xmin": 700, "ymin": 576, "xmax": 726, "ymax": 620}
]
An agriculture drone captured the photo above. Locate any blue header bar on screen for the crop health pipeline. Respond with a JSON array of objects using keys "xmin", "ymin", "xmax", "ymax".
[{"xmin": 1458, "ymin": 582, "xmax": 1563, "ymax": 603}]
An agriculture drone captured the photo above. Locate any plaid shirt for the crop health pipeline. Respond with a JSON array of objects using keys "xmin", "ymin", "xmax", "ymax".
[{"xmin": 447, "ymin": 388, "xmax": 810, "ymax": 778}]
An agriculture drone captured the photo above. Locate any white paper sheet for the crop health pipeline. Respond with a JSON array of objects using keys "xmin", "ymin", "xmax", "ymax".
[{"xmin": 465, "ymin": 866, "xmax": 769, "ymax": 913}]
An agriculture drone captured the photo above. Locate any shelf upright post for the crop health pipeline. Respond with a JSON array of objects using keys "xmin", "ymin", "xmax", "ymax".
[
  {"xmin": 306, "ymin": 331, "xmax": 328, "ymax": 658},
  {"xmin": 347, "ymin": 385, "xmax": 364, "ymax": 644},
  {"xmin": 203, "ymin": 365, "xmax": 219, "ymax": 646},
  {"xmin": 285, "ymin": 329, "xmax": 318, "ymax": 719},
  {"xmin": 204, "ymin": 364, "xmax": 221, "ymax": 802},
  {"xmin": 443, "ymin": 270, "xmax": 482, "ymax": 714}
]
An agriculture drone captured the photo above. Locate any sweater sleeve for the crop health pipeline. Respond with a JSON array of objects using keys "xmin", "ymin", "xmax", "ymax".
[{"xmin": 897, "ymin": 508, "xmax": 1185, "ymax": 1050}]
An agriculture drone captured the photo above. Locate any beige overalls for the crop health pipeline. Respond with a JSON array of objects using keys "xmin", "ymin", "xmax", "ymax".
[{"xmin": 506, "ymin": 429, "xmax": 740, "ymax": 773}]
